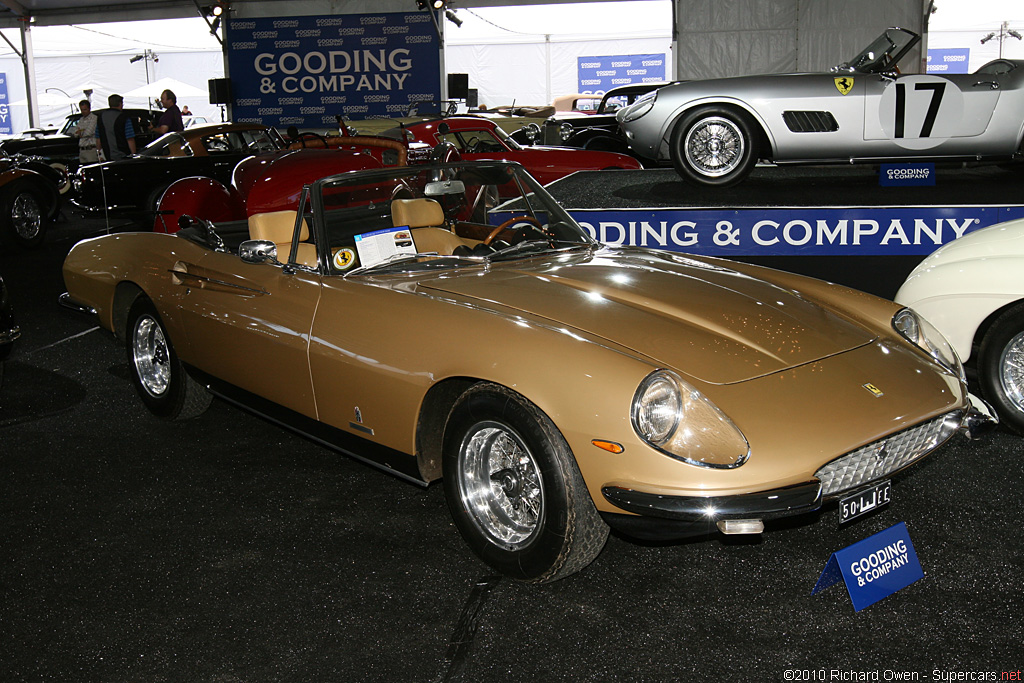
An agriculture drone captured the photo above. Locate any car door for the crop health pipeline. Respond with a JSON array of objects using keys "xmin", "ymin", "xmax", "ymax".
[
  {"xmin": 862, "ymin": 72, "xmax": 1004, "ymax": 151},
  {"xmin": 168, "ymin": 248, "xmax": 322, "ymax": 418}
]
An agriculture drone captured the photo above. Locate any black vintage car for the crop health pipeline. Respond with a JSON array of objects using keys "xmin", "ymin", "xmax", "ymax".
[
  {"xmin": 0, "ymin": 273, "xmax": 19, "ymax": 387},
  {"xmin": 511, "ymin": 81, "xmax": 677, "ymax": 155},
  {"xmin": 0, "ymin": 155, "xmax": 65, "ymax": 248},
  {"xmin": 0, "ymin": 109, "xmax": 159, "ymax": 190},
  {"xmin": 71, "ymin": 123, "xmax": 285, "ymax": 221}
]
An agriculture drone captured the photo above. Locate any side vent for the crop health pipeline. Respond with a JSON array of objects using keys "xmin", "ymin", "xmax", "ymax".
[{"xmin": 783, "ymin": 111, "xmax": 839, "ymax": 133}]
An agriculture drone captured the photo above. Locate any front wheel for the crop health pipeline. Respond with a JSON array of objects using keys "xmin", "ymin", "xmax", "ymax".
[
  {"xmin": 978, "ymin": 305, "xmax": 1024, "ymax": 433},
  {"xmin": 670, "ymin": 106, "xmax": 759, "ymax": 187},
  {"xmin": 443, "ymin": 383, "xmax": 608, "ymax": 583},
  {"xmin": 4, "ymin": 185, "xmax": 47, "ymax": 248},
  {"xmin": 126, "ymin": 297, "xmax": 211, "ymax": 420}
]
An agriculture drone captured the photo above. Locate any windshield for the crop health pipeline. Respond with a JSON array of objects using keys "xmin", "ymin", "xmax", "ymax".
[
  {"xmin": 837, "ymin": 27, "xmax": 919, "ymax": 74},
  {"xmin": 301, "ymin": 161, "xmax": 594, "ymax": 276}
]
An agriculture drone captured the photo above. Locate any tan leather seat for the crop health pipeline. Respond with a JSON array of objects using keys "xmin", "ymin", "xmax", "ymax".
[
  {"xmin": 391, "ymin": 198, "xmax": 469, "ymax": 256},
  {"xmin": 248, "ymin": 210, "xmax": 317, "ymax": 267}
]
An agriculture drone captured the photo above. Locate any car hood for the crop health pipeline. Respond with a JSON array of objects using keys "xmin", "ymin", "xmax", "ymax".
[{"xmin": 418, "ymin": 248, "xmax": 874, "ymax": 384}]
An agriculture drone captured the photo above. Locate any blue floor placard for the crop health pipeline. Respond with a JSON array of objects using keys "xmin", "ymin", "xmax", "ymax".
[{"xmin": 812, "ymin": 522, "xmax": 924, "ymax": 611}]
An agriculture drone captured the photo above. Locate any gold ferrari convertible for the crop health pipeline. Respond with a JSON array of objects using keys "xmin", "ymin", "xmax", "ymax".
[{"xmin": 61, "ymin": 160, "xmax": 993, "ymax": 582}]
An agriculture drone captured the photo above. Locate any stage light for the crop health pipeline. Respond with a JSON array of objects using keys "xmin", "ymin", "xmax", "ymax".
[{"xmin": 445, "ymin": 9, "xmax": 462, "ymax": 27}]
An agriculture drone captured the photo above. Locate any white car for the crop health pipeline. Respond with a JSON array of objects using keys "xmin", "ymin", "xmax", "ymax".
[{"xmin": 896, "ymin": 216, "xmax": 1024, "ymax": 432}]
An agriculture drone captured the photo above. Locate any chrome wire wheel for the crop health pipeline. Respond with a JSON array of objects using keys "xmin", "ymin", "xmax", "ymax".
[
  {"xmin": 684, "ymin": 116, "xmax": 745, "ymax": 178},
  {"xmin": 998, "ymin": 331, "xmax": 1024, "ymax": 413},
  {"xmin": 11, "ymin": 191, "xmax": 43, "ymax": 241},
  {"xmin": 132, "ymin": 314, "xmax": 171, "ymax": 398},
  {"xmin": 457, "ymin": 420, "xmax": 544, "ymax": 550}
]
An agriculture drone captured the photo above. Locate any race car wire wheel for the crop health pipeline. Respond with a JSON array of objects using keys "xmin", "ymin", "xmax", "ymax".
[
  {"xmin": 10, "ymin": 189, "xmax": 43, "ymax": 242},
  {"xmin": 132, "ymin": 314, "xmax": 171, "ymax": 398},
  {"xmin": 457, "ymin": 420, "xmax": 544, "ymax": 550},
  {"xmin": 684, "ymin": 115, "xmax": 745, "ymax": 178}
]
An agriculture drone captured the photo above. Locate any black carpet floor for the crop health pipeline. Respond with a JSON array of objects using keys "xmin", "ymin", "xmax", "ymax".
[{"xmin": 1, "ymin": 195, "xmax": 1022, "ymax": 682}]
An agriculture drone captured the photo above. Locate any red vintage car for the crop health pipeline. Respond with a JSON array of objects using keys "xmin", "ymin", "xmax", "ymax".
[
  {"xmin": 383, "ymin": 116, "xmax": 642, "ymax": 185},
  {"xmin": 152, "ymin": 133, "xmax": 448, "ymax": 233}
]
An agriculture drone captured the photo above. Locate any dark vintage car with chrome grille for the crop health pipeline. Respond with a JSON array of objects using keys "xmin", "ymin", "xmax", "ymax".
[
  {"xmin": 61, "ymin": 159, "xmax": 994, "ymax": 583},
  {"xmin": 512, "ymin": 81, "xmax": 676, "ymax": 155},
  {"xmin": 617, "ymin": 27, "xmax": 1024, "ymax": 186},
  {"xmin": 71, "ymin": 123, "xmax": 286, "ymax": 219}
]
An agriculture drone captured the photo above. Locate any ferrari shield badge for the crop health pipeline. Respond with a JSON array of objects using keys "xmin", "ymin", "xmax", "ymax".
[
  {"xmin": 834, "ymin": 77, "xmax": 854, "ymax": 95},
  {"xmin": 862, "ymin": 383, "xmax": 884, "ymax": 398},
  {"xmin": 333, "ymin": 247, "xmax": 357, "ymax": 272}
]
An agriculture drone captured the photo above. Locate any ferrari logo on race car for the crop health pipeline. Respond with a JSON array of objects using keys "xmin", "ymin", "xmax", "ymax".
[
  {"xmin": 862, "ymin": 383, "xmax": 884, "ymax": 398},
  {"xmin": 835, "ymin": 77, "xmax": 854, "ymax": 95}
]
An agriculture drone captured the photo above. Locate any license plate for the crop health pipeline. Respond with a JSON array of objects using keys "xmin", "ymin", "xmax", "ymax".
[{"xmin": 839, "ymin": 480, "xmax": 891, "ymax": 524}]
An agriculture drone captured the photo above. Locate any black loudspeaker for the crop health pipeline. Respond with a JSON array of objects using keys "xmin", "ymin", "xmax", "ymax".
[
  {"xmin": 208, "ymin": 78, "xmax": 232, "ymax": 105},
  {"xmin": 447, "ymin": 73, "xmax": 469, "ymax": 100},
  {"xmin": 466, "ymin": 88, "xmax": 478, "ymax": 109}
]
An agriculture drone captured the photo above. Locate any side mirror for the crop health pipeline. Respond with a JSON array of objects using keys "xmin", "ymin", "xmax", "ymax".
[{"xmin": 239, "ymin": 239, "xmax": 278, "ymax": 264}]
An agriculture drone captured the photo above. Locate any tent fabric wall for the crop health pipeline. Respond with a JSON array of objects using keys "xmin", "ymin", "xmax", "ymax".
[
  {"xmin": 0, "ymin": 50, "xmax": 224, "ymax": 134},
  {"xmin": 446, "ymin": 37, "xmax": 672, "ymax": 108},
  {"xmin": 674, "ymin": 0, "xmax": 927, "ymax": 78}
]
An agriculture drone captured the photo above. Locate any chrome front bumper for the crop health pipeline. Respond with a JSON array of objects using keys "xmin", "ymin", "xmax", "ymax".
[{"xmin": 601, "ymin": 404, "xmax": 995, "ymax": 540}]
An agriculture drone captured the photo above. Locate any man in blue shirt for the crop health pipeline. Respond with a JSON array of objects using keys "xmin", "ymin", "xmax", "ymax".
[{"xmin": 95, "ymin": 94, "xmax": 137, "ymax": 161}]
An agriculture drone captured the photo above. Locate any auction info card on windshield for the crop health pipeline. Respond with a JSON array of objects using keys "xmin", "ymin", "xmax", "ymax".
[
  {"xmin": 354, "ymin": 227, "xmax": 417, "ymax": 267},
  {"xmin": 812, "ymin": 522, "xmax": 923, "ymax": 611}
]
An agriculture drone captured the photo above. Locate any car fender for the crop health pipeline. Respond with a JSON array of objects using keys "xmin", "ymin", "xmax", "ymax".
[
  {"xmin": 897, "ymin": 256, "xmax": 1024, "ymax": 363},
  {"xmin": 0, "ymin": 168, "xmax": 61, "ymax": 218},
  {"xmin": 655, "ymin": 96, "xmax": 777, "ymax": 161},
  {"xmin": 896, "ymin": 217, "xmax": 1024, "ymax": 361},
  {"xmin": 153, "ymin": 176, "xmax": 246, "ymax": 233}
]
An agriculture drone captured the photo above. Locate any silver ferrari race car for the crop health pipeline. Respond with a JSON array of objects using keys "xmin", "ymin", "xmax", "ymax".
[{"xmin": 617, "ymin": 27, "xmax": 1024, "ymax": 186}]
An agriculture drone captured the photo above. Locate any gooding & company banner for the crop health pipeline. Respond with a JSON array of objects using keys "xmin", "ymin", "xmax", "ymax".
[{"xmin": 226, "ymin": 13, "xmax": 440, "ymax": 130}]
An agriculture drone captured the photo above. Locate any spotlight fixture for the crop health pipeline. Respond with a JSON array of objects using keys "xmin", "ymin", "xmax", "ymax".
[
  {"xmin": 416, "ymin": 0, "xmax": 446, "ymax": 10},
  {"xmin": 129, "ymin": 54, "xmax": 145, "ymax": 63},
  {"xmin": 445, "ymin": 9, "xmax": 462, "ymax": 27}
]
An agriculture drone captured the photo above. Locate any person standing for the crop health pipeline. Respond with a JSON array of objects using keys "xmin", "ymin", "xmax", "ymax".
[
  {"xmin": 71, "ymin": 99, "xmax": 99, "ymax": 164},
  {"xmin": 95, "ymin": 94, "xmax": 137, "ymax": 161},
  {"xmin": 154, "ymin": 89, "xmax": 184, "ymax": 134}
]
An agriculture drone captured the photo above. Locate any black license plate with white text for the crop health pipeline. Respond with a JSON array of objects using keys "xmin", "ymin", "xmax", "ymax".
[{"xmin": 839, "ymin": 480, "xmax": 892, "ymax": 524}]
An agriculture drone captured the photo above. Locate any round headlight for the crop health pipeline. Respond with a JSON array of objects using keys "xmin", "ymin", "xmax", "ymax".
[
  {"xmin": 893, "ymin": 308, "xmax": 964, "ymax": 380},
  {"xmin": 631, "ymin": 370, "xmax": 749, "ymax": 468},
  {"xmin": 633, "ymin": 372, "xmax": 681, "ymax": 443}
]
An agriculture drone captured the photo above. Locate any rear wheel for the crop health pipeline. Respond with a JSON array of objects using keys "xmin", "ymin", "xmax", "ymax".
[
  {"xmin": 670, "ymin": 106, "xmax": 759, "ymax": 187},
  {"xmin": 443, "ymin": 383, "xmax": 608, "ymax": 583},
  {"xmin": 126, "ymin": 297, "xmax": 211, "ymax": 419}
]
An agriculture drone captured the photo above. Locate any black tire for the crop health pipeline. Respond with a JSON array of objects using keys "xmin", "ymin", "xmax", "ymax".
[
  {"xmin": 126, "ymin": 297, "xmax": 211, "ymax": 420},
  {"xmin": 3, "ymin": 184, "xmax": 47, "ymax": 248},
  {"xmin": 442, "ymin": 383, "xmax": 609, "ymax": 583},
  {"xmin": 977, "ymin": 305, "xmax": 1024, "ymax": 434},
  {"xmin": 670, "ymin": 106, "xmax": 759, "ymax": 187}
]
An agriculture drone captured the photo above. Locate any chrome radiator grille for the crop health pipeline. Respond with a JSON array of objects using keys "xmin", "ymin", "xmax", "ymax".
[{"xmin": 815, "ymin": 411, "xmax": 962, "ymax": 497}]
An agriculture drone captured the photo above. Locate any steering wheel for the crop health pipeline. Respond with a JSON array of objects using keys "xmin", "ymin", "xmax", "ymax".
[{"xmin": 483, "ymin": 215, "xmax": 547, "ymax": 245}]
